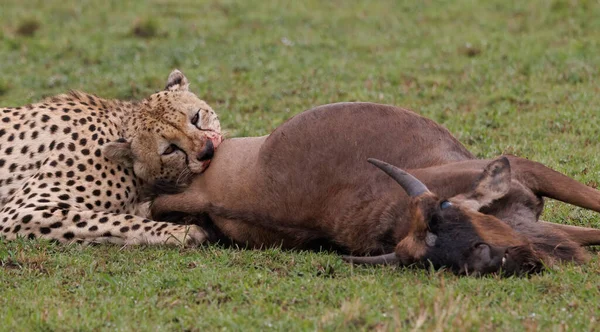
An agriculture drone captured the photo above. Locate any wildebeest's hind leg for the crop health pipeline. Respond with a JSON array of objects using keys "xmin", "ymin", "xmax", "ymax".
[{"xmin": 540, "ymin": 221, "xmax": 600, "ymax": 246}]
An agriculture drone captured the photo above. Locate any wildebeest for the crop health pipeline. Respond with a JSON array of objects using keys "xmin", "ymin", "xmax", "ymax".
[{"xmin": 151, "ymin": 102, "xmax": 600, "ymax": 275}]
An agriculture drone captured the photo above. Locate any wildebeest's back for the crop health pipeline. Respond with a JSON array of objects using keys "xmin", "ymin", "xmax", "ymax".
[{"xmin": 261, "ymin": 102, "xmax": 471, "ymax": 169}]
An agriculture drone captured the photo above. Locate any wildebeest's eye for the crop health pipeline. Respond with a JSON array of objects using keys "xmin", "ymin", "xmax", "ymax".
[
  {"xmin": 192, "ymin": 110, "xmax": 201, "ymax": 129},
  {"xmin": 162, "ymin": 144, "xmax": 179, "ymax": 155},
  {"xmin": 440, "ymin": 200, "xmax": 452, "ymax": 210}
]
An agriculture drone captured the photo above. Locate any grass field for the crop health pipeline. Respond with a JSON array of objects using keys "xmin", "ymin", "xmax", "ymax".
[{"xmin": 1, "ymin": 0, "xmax": 600, "ymax": 330}]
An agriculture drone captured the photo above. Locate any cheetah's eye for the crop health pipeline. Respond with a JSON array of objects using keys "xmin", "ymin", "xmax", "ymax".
[
  {"xmin": 162, "ymin": 144, "xmax": 179, "ymax": 155},
  {"xmin": 192, "ymin": 111, "xmax": 201, "ymax": 130}
]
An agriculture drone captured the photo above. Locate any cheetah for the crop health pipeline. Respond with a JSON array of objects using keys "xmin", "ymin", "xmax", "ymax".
[{"xmin": 0, "ymin": 70, "xmax": 222, "ymax": 245}]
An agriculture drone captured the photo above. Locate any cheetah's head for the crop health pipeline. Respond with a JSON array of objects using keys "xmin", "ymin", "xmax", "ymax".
[{"xmin": 103, "ymin": 69, "xmax": 223, "ymax": 186}]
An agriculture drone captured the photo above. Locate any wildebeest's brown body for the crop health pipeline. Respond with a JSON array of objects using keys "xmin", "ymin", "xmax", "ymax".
[
  {"xmin": 159, "ymin": 103, "xmax": 474, "ymax": 253},
  {"xmin": 153, "ymin": 102, "xmax": 600, "ymax": 273}
]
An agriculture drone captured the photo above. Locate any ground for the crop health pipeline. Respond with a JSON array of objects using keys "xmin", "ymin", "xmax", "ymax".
[{"xmin": 1, "ymin": 0, "xmax": 599, "ymax": 330}]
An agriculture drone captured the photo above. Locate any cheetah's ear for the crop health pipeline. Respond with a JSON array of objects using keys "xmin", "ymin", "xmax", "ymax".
[
  {"xmin": 103, "ymin": 139, "xmax": 134, "ymax": 167},
  {"xmin": 164, "ymin": 69, "xmax": 190, "ymax": 92}
]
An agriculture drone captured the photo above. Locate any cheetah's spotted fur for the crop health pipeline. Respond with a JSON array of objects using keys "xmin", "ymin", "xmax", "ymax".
[{"xmin": 0, "ymin": 70, "xmax": 222, "ymax": 245}]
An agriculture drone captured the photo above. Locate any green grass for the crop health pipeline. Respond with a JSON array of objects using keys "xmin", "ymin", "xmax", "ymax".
[{"xmin": 1, "ymin": 0, "xmax": 600, "ymax": 330}]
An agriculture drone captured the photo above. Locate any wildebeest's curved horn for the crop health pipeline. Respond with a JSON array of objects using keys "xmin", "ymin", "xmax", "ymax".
[
  {"xmin": 368, "ymin": 158, "xmax": 429, "ymax": 197},
  {"xmin": 342, "ymin": 253, "xmax": 398, "ymax": 265}
]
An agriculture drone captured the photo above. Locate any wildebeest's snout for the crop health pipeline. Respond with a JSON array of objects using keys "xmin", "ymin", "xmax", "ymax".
[{"xmin": 197, "ymin": 140, "xmax": 214, "ymax": 162}]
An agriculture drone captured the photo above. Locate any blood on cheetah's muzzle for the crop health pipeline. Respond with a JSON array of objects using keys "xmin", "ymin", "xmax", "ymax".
[{"xmin": 197, "ymin": 140, "xmax": 214, "ymax": 162}]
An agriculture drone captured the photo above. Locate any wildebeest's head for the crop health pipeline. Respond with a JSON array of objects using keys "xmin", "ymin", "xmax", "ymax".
[{"xmin": 344, "ymin": 157, "xmax": 544, "ymax": 276}]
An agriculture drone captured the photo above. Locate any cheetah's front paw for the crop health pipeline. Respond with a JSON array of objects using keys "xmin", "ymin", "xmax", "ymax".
[{"xmin": 166, "ymin": 224, "xmax": 208, "ymax": 247}]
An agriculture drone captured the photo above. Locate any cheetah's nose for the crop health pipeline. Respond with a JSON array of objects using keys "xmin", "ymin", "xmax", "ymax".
[{"xmin": 197, "ymin": 140, "xmax": 214, "ymax": 162}]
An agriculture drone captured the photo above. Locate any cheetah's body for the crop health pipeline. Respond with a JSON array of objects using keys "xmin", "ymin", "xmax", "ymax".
[{"xmin": 0, "ymin": 70, "xmax": 221, "ymax": 245}]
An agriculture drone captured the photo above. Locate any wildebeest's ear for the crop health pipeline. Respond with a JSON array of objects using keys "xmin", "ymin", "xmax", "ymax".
[
  {"xmin": 103, "ymin": 139, "xmax": 133, "ymax": 167},
  {"xmin": 165, "ymin": 69, "xmax": 190, "ymax": 92},
  {"xmin": 455, "ymin": 157, "xmax": 511, "ymax": 211}
]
